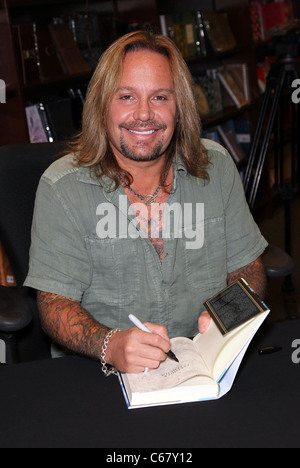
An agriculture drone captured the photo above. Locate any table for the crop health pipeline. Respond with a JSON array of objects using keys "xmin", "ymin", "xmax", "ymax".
[{"xmin": 0, "ymin": 319, "xmax": 299, "ymax": 448}]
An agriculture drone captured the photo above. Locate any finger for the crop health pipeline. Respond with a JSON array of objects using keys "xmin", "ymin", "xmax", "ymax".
[
  {"xmin": 198, "ymin": 310, "xmax": 211, "ymax": 334},
  {"xmin": 126, "ymin": 353, "xmax": 164, "ymax": 374},
  {"xmin": 144, "ymin": 322, "xmax": 170, "ymax": 345},
  {"xmin": 123, "ymin": 330, "xmax": 167, "ymax": 368}
]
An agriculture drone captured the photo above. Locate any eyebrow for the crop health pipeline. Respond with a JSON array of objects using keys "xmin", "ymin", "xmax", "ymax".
[{"xmin": 115, "ymin": 86, "xmax": 175, "ymax": 95}]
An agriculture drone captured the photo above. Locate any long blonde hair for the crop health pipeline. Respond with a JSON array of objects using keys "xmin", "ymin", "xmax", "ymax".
[{"xmin": 72, "ymin": 30, "xmax": 209, "ymax": 188}]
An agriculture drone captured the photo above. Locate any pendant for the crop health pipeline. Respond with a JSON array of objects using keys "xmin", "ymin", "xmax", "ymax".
[{"xmin": 143, "ymin": 195, "xmax": 156, "ymax": 206}]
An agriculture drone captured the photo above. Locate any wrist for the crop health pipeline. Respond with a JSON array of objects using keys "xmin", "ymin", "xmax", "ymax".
[{"xmin": 100, "ymin": 328, "xmax": 121, "ymax": 376}]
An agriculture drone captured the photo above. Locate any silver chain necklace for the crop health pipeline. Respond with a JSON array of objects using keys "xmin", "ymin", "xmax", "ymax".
[{"xmin": 121, "ymin": 179, "xmax": 161, "ymax": 206}]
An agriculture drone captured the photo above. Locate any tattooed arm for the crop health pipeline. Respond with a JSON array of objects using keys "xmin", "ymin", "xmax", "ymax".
[
  {"xmin": 37, "ymin": 291, "xmax": 171, "ymax": 372},
  {"xmin": 227, "ymin": 256, "xmax": 267, "ymax": 299},
  {"xmin": 198, "ymin": 256, "xmax": 267, "ymax": 333},
  {"xmin": 37, "ymin": 291, "xmax": 110, "ymax": 361}
]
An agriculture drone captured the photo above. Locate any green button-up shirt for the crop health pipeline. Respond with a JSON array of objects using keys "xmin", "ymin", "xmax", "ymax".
[{"xmin": 25, "ymin": 139, "xmax": 267, "ymax": 339}]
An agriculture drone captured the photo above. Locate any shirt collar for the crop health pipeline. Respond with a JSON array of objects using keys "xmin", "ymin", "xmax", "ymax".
[{"xmin": 76, "ymin": 152, "xmax": 188, "ymax": 187}]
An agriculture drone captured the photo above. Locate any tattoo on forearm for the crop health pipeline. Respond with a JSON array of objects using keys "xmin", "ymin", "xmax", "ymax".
[
  {"xmin": 227, "ymin": 257, "xmax": 267, "ymax": 299},
  {"xmin": 37, "ymin": 291, "xmax": 110, "ymax": 361}
]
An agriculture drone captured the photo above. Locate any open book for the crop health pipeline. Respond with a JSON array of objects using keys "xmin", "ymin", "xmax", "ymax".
[{"xmin": 119, "ymin": 310, "xmax": 269, "ymax": 409}]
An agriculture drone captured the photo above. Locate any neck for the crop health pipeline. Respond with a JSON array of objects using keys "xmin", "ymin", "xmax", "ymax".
[{"xmin": 115, "ymin": 154, "xmax": 170, "ymax": 194}]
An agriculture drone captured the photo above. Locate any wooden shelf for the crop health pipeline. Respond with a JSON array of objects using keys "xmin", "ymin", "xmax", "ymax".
[
  {"xmin": 204, "ymin": 96, "xmax": 262, "ymax": 127},
  {"xmin": 186, "ymin": 46, "xmax": 248, "ymax": 66},
  {"xmin": 23, "ymin": 73, "xmax": 92, "ymax": 100},
  {"xmin": 202, "ymin": 103, "xmax": 254, "ymax": 130}
]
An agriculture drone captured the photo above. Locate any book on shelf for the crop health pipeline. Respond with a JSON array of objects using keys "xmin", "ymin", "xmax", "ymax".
[
  {"xmin": 202, "ymin": 128, "xmax": 220, "ymax": 144},
  {"xmin": 160, "ymin": 10, "xmax": 237, "ymax": 59},
  {"xmin": 218, "ymin": 64, "xmax": 250, "ymax": 110},
  {"xmin": 160, "ymin": 11, "xmax": 209, "ymax": 60},
  {"xmin": 202, "ymin": 10, "xmax": 237, "ymax": 53},
  {"xmin": 250, "ymin": 1, "xmax": 266, "ymax": 43},
  {"xmin": 119, "ymin": 279, "xmax": 269, "ymax": 409},
  {"xmin": 195, "ymin": 73, "xmax": 223, "ymax": 115},
  {"xmin": 49, "ymin": 23, "xmax": 91, "ymax": 75},
  {"xmin": 195, "ymin": 11, "xmax": 208, "ymax": 57},
  {"xmin": 234, "ymin": 119, "xmax": 251, "ymax": 156},
  {"xmin": 35, "ymin": 23, "xmax": 65, "ymax": 80},
  {"xmin": 67, "ymin": 11, "xmax": 113, "ymax": 69},
  {"xmin": 217, "ymin": 121, "xmax": 247, "ymax": 164},
  {"xmin": 13, "ymin": 24, "xmax": 40, "ymax": 84},
  {"xmin": 262, "ymin": 1, "xmax": 293, "ymax": 37},
  {"xmin": 14, "ymin": 21, "xmax": 92, "ymax": 83},
  {"xmin": 159, "ymin": 13, "xmax": 176, "ymax": 41},
  {"xmin": 256, "ymin": 62, "xmax": 269, "ymax": 93},
  {"xmin": 194, "ymin": 83, "xmax": 211, "ymax": 118},
  {"xmin": 172, "ymin": 13, "xmax": 188, "ymax": 59},
  {"xmin": 26, "ymin": 93, "xmax": 81, "ymax": 143},
  {"xmin": 181, "ymin": 11, "xmax": 198, "ymax": 59},
  {"xmin": 25, "ymin": 103, "xmax": 53, "ymax": 143},
  {"xmin": 250, "ymin": 0, "xmax": 294, "ymax": 43},
  {"xmin": 44, "ymin": 98, "xmax": 76, "ymax": 141}
]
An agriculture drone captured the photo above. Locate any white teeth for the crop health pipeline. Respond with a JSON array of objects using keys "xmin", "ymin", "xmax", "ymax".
[{"xmin": 129, "ymin": 129, "xmax": 156, "ymax": 135}]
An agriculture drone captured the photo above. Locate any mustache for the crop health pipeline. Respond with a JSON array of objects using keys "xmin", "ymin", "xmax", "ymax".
[{"xmin": 119, "ymin": 121, "xmax": 167, "ymax": 131}]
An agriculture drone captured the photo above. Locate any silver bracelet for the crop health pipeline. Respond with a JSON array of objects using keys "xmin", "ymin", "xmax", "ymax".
[{"xmin": 100, "ymin": 328, "xmax": 121, "ymax": 376}]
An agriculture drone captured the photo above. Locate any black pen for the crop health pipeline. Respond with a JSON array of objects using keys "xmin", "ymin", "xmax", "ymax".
[
  {"xmin": 129, "ymin": 314, "xmax": 179, "ymax": 363},
  {"xmin": 258, "ymin": 346, "xmax": 282, "ymax": 355}
]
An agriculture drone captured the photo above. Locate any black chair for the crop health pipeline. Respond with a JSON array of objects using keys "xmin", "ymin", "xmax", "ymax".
[
  {"xmin": 0, "ymin": 285, "xmax": 32, "ymax": 364},
  {"xmin": 0, "ymin": 142, "xmax": 65, "ymax": 363},
  {"xmin": 261, "ymin": 243, "xmax": 294, "ymax": 279}
]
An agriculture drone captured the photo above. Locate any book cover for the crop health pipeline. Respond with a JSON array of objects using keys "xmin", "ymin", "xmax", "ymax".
[
  {"xmin": 194, "ymin": 82, "xmax": 211, "ymax": 117},
  {"xmin": 195, "ymin": 11, "xmax": 208, "ymax": 56},
  {"xmin": 217, "ymin": 65, "xmax": 249, "ymax": 109},
  {"xmin": 159, "ymin": 13, "xmax": 176, "ymax": 41},
  {"xmin": 181, "ymin": 11, "xmax": 198, "ymax": 59},
  {"xmin": 250, "ymin": 1, "xmax": 266, "ymax": 43},
  {"xmin": 205, "ymin": 278, "xmax": 269, "ymax": 335},
  {"xmin": 172, "ymin": 13, "xmax": 188, "ymax": 58},
  {"xmin": 262, "ymin": 1, "xmax": 293, "ymax": 36},
  {"xmin": 196, "ymin": 74, "xmax": 223, "ymax": 114},
  {"xmin": 234, "ymin": 119, "xmax": 251, "ymax": 156},
  {"xmin": 216, "ymin": 122, "xmax": 247, "ymax": 164},
  {"xmin": 25, "ymin": 104, "xmax": 49, "ymax": 143},
  {"xmin": 202, "ymin": 11, "xmax": 237, "ymax": 53}
]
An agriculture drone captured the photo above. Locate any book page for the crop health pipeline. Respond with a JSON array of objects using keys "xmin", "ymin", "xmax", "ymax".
[
  {"xmin": 193, "ymin": 320, "xmax": 226, "ymax": 375},
  {"xmin": 124, "ymin": 337, "xmax": 212, "ymax": 393},
  {"xmin": 193, "ymin": 312, "xmax": 268, "ymax": 380}
]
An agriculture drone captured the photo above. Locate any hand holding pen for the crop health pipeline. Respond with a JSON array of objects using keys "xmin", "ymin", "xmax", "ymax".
[
  {"xmin": 129, "ymin": 315, "xmax": 179, "ymax": 373},
  {"xmin": 104, "ymin": 316, "xmax": 175, "ymax": 374}
]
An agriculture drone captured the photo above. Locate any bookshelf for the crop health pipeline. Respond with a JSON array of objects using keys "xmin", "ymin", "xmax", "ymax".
[
  {"xmin": 0, "ymin": 0, "xmax": 298, "ymax": 148},
  {"xmin": 0, "ymin": 0, "xmax": 29, "ymax": 145}
]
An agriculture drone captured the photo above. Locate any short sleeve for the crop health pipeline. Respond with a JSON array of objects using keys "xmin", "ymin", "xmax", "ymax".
[
  {"xmin": 220, "ymin": 151, "xmax": 268, "ymax": 272},
  {"xmin": 24, "ymin": 177, "xmax": 91, "ymax": 300}
]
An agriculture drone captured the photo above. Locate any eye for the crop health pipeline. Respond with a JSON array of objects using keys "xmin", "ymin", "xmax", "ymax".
[
  {"xmin": 120, "ymin": 95, "xmax": 134, "ymax": 101},
  {"xmin": 154, "ymin": 95, "xmax": 167, "ymax": 102}
]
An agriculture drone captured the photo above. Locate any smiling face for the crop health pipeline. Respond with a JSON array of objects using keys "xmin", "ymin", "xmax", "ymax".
[{"xmin": 106, "ymin": 50, "xmax": 178, "ymax": 166}]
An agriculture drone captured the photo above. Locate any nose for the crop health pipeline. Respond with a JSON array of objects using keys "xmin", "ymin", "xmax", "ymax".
[{"xmin": 133, "ymin": 97, "xmax": 154, "ymax": 122}]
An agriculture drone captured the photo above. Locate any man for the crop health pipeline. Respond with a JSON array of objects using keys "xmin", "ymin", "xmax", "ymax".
[{"xmin": 25, "ymin": 31, "xmax": 268, "ymax": 374}]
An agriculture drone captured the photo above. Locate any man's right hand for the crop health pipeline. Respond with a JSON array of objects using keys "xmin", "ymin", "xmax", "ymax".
[{"xmin": 106, "ymin": 323, "xmax": 171, "ymax": 373}]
